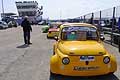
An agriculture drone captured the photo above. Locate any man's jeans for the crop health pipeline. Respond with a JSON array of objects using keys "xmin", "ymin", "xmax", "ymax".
[{"xmin": 24, "ymin": 31, "xmax": 30, "ymax": 44}]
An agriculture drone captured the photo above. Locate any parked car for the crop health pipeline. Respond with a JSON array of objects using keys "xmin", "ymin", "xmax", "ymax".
[
  {"xmin": 38, "ymin": 20, "xmax": 49, "ymax": 25},
  {"xmin": 50, "ymin": 23, "xmax": 117, "ymax": 76},
  {"xmin": 41, "ymin": 25, "xmax": 49, "ymax": 33},
  {"xmin": 47, "ymin": 22, "xmax": 62, "ymax": 38},
  {"xmin": 38, "ymin": 21, "xmax": 44, "ymax": 25},
  {"xmin": 8, "ymin": 21, "xmax": 18, "ymax": 28},
  {"xmin": 0, "ymin": 21, "xmax": 8, "ymax": 29},
  {"xmin": 2, "ymin": 17, "xmax": 14, "ymax": 23}
]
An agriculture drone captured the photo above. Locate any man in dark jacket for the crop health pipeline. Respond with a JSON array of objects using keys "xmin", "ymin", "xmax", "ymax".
[{"xmin": 21, "ymin": 16, "xmax": 32, "ymax": 45}]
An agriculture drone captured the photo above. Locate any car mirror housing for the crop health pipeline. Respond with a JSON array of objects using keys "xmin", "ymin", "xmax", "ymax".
[
  {"xmin": 54, "ymin": 36, "xmax": 58, "ymax": 41},
  {"xmin": 100, "ymin": 36, "xmax": 105, "ymax": 41}
]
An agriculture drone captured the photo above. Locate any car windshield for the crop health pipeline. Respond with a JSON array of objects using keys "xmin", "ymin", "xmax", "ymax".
[
  {"xmin": 49, "ymin": 23, "xmax": 61, "ymax": 29},
  {"xmin": 61, "ymin": 26, "xmax": 98, "ymax": 41}
]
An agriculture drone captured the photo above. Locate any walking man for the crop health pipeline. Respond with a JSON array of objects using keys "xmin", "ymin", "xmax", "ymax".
[{"xmin": 21, "ymin": 16, "xmax": 32, "ymax": 45}]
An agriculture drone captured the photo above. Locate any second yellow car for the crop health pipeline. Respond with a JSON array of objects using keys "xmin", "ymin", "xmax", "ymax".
[{"xmin": 47, "ymin": 22, "xmax": 62, "ymax": 38}]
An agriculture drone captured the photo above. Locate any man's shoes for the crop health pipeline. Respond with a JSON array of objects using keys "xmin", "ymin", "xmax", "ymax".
[
  {"xmin": 28, "ymin": 43, "xmax": 32, "ymax": 45},
  {"xmin": 25, "ymin": 43, "xmax": 28, "ymax": 45}
]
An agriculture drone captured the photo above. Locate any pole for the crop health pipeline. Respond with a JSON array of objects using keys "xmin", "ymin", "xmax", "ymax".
[
  {"xmin": 1, "ymin": 0, "xmax": 4, "ymax": 18},
  {"xmin": 99, "ymin": 11, "xmax": 102, "ymax": 32},
  {"xmin": 92, "ymin": 13, "xmax": 94, "ymax": 24},
  {"xmin": 119, "ymin": 37, "xmax": 120, "ymax": 52},
  {"xmin": 111, "ymin": 7, "xmax": 115, "ymax": 45},
  {"xmin": 81, "ymin": 16, "xmax": 82, "ymax": 22},
  {"xmin": 84, "ymin": 15, "xmax": 85, "ymax": 23},
  {"xmin": 59, "ymin": 10, "xmax": 62, "ymax": 21}
]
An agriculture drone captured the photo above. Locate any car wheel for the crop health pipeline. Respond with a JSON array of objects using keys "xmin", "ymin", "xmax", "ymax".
[
  {"xmin": 47, "ymin": 35, "xmax": 49, "ymax": 39},
  {"xmin": 42, "ymin": 31, "xmax": 45, "ymax": 33},
  {"xmin": 108, "ymin": 72, "xmax": 114, "ymax": 75},
  {"xmin": 0, "ymin": 26, "xmax": 3, "ymax": 29},
  {"xmin": 50, "ymin": 71, "xmax": 56, "ymax": 77},
  {"xmin": 50, "ymin": 71, "xmax": 56, "ymax": 80},
  {"xmin": 104, "ymin": 72, "xmax": 114, "ymax": 76},
  {"xmin": 14, "ymin": 25, "xmax": 17, "ymax": 27},
  {"xmin": 8, "ymin": 25, "xmax": 12, "ymax": 28}
]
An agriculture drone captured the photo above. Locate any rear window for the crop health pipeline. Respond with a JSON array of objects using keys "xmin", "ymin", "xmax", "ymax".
[
  {"xmin": 49, "ymin": 23, "xmax": 61, "ymax": 28},
  {"xmin": 61, "ymin": 26, "xmax": 98, "ymax": 41}
]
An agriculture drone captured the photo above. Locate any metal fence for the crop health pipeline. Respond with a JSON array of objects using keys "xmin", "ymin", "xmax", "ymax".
[{"xmin": 79, "ymin": 6, "xmax": 120, "ymax": 46}]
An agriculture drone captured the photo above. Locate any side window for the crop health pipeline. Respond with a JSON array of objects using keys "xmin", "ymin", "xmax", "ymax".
[{"xmin": 87, "ymin": 31, "xmax": 97, "ymax": 40}]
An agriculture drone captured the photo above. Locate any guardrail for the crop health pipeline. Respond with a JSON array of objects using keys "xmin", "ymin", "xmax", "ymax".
[{"xmin": 77, "ymin": 6, "xmax": 120, "ymax": 52}]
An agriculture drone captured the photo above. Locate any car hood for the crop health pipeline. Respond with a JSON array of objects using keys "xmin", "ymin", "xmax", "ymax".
[{"xmin": 58, "ymin": 41, "xmax": 106, "ymax": 55}]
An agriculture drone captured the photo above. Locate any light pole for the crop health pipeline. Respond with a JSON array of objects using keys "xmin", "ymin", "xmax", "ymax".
[
  {"xmin": 1, "ymin": 0, "xmax": 4, "ymax": 17},
  {"xmin": 59, "ymin": 9, "xmax": 62, "ymax": 21}
]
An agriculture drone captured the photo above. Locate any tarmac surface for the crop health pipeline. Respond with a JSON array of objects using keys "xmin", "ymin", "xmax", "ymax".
[{"xmin": 0, "ymin": 25, "xmax": 120, "ymax": 80}]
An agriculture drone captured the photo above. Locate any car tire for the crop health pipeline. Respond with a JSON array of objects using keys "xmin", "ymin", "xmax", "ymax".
[
  {"xmin": 0, "ymin": 26, "xmax": 3, "ymax": 29},
  {"xmin": 104, "ymin": 72, "xmax": 114, "ymax": 76},
  {"xmin": 108, "ymin": 72, "xmax": 114, "ymax": 75},
  {"xmin": 47, "ymin": 35, "xmax": 49, "ymax": 39},
  {"xmin": 50, "ymin": 71, "xmax": 56, "ymax": 80},
  {"xmin": 42, "ymin": 31, "xmax": 45, "ymax": 33},
  {"xmin": 50, "ymin": 71, "xmax": 56, "ymax": 77}
]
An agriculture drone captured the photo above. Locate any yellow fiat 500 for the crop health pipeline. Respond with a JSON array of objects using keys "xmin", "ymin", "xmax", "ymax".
[
  {"xmin": 47, "ymin": 22, "xmax": 62, "ymax": 38},
  {"xmin": 50, "ymin": 23, "xmax": 117, "ymax": 76}
]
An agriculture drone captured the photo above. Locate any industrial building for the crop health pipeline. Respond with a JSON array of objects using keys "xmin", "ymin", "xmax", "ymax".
[{"xmin": 15, "ymin": 1, "xmax": 43, "ymax": 23}]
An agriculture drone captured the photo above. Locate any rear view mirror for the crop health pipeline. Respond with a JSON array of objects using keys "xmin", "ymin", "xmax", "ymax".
[
  {"xmin": 100, "ymin": 36, "xmax": 105, "ymax": 41},
  {"xmin": 100, "ymin": 33, "xmax": 105, "ymax": 41},
  {"xmin": 54, "ymin": 36, "xmax": 58, "ymax": 41}
]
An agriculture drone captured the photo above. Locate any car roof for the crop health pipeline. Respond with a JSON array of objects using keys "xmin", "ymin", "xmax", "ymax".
[
  {"xmin": 50, "ymin": 22, "xmax": 62, "ymax": 25},
  {"xmin": 60, "ymin": 23, "xmax": 97, "ymax": 29}
]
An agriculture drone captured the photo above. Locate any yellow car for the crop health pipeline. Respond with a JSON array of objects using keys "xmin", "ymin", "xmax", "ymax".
[
  {"xmin": 50, "ymin": 23, "xmax": 117, "ymax": 76},
  {"xmin": 47, "ymin": 22, "xmax": 62, "ymax": 38}
]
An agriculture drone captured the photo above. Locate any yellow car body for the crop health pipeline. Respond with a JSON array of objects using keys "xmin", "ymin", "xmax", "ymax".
[
  {"xmin": 47, "ymin": 28, "xmax": 59, "ymax": 38},
  {"xmin": 47, "ymin": 22, "xmax": 62, "ymax": 38},
  {"xmin": 50, "ymin": 23, "xmax": 117, "ymax": 76}
]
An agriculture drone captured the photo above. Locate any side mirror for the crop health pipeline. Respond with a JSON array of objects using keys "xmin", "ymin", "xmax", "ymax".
[
  {"xmin": 100, "ymin": 36, "xmax": 105, "ymax": 41},
  {"xmin": 100, "ymin": 33, "xmax": 105, "ymax": 41},
  {"xmin": 54, "ymin": 36, "xmax": 58, "ymax": 41}
]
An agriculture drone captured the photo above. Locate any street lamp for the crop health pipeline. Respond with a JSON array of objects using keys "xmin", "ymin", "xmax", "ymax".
[
  {"xmin": 1, "ymin": 0, "xmax": 4, "ymax": 17},
  {"xmin": 59, "ymin": 9, "xmax": 62, "ymax": 21}
]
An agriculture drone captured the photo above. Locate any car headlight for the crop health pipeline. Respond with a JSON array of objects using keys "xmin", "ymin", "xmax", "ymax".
[
  {"xmin": 62, "ymin": 57, "xmax": 70, "ymax": 65},
  {"xmin": 103, "ymin": 56, "xmax": 110, "ymax": 64}
]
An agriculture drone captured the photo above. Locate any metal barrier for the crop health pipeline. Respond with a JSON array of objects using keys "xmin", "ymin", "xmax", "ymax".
[{"xmin": 78, "ymin": 6, "xmax": 120, "ymax": 52}]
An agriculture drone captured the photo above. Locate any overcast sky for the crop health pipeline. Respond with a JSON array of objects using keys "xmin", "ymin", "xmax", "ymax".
[{"xmin": 0, "ymin": 0, "xmax": 120, "ymax": 19}]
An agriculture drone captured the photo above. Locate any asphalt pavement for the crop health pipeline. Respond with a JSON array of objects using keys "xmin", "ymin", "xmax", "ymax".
[{"xmin": 0, "ymin": 25, "xmax": 120, "ymax": 80}]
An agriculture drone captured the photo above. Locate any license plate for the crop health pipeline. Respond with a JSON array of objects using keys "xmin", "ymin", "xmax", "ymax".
[
  {"xmin": 80, "ymin": 56, "xmax": 95, "ymax": 61},
  {"xmin": 73, "ymin": 66, "xmax": 99, "ymax": 71}
]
